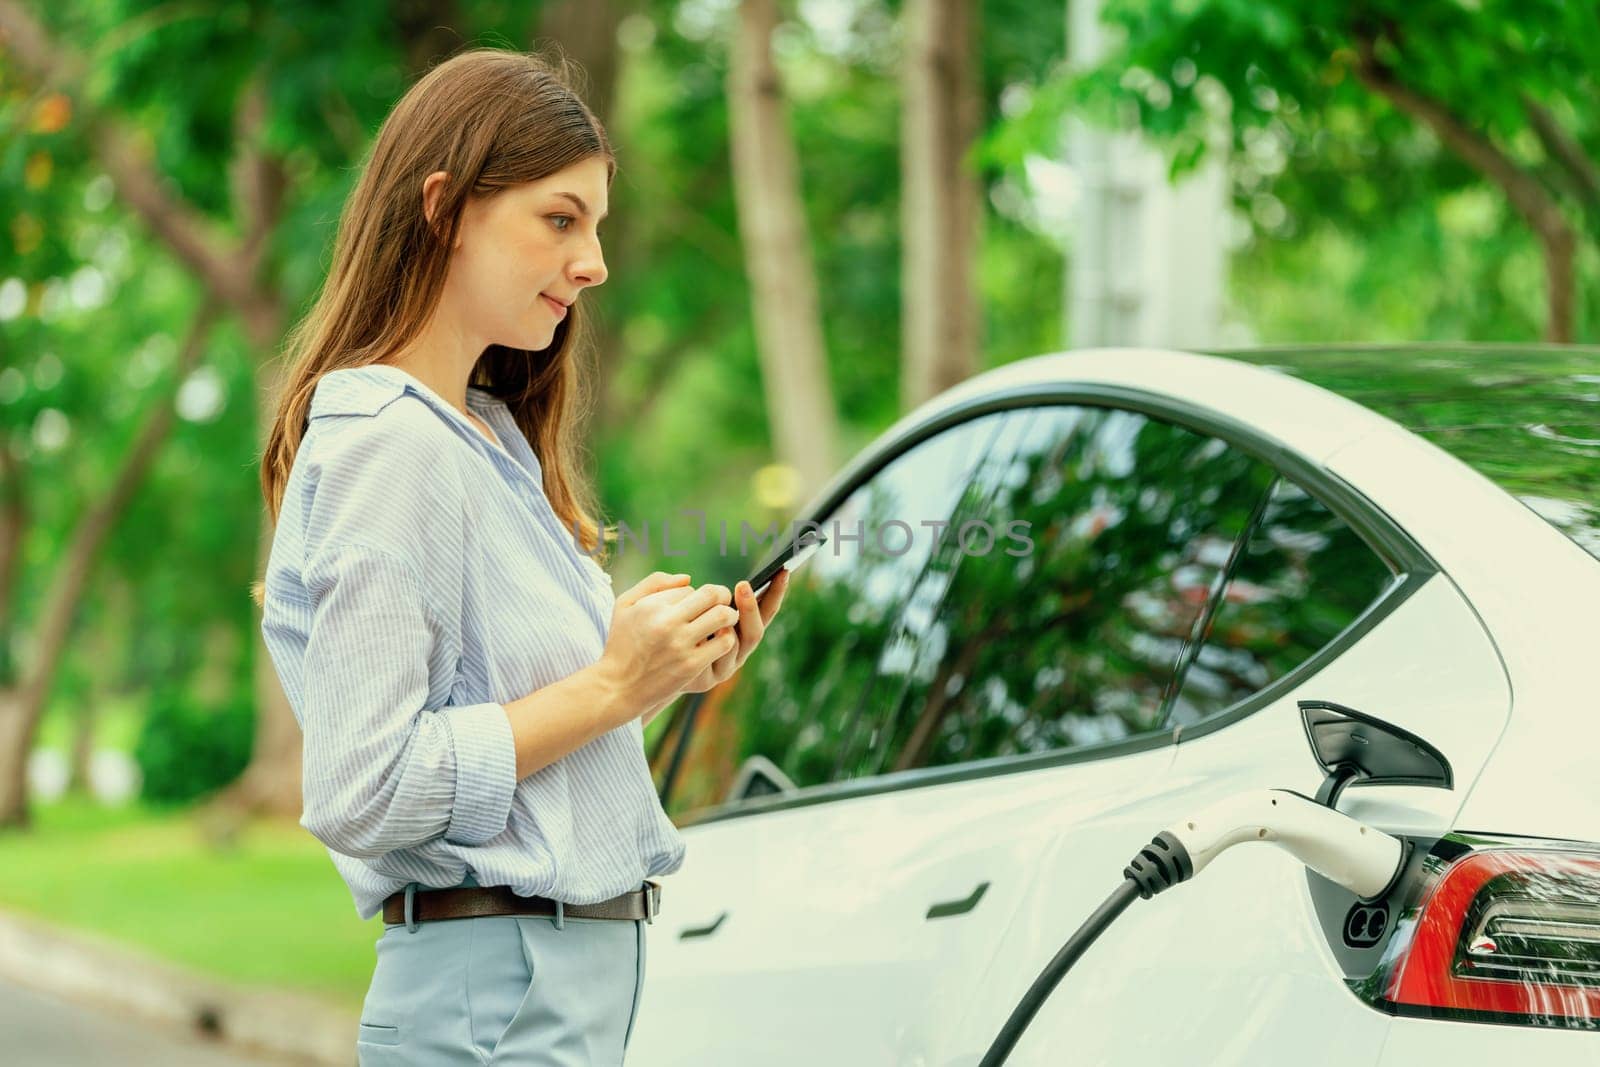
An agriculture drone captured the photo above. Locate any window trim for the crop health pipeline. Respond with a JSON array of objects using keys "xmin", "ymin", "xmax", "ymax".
[{"xmin": 666, "ymin": 383, "xmax": 1439, "ymax": 828}]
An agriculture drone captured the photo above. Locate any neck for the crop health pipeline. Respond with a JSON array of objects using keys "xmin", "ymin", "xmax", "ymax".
[{"xmin": 384, "ymin": 307, "xmax": 486, "ymax": 417}]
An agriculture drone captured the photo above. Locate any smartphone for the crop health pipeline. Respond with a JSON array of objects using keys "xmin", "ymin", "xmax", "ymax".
[{"xmin": 745, "ymin": 529, "xmax": 827, "ymax": 599}]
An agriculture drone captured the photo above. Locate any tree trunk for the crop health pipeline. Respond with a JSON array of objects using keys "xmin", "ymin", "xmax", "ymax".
[
  {"xmin": 727, "ymin": 0, "xmax": 841, "ymax": 506},
  {"xmin": 66, "ymin": 577, "xmax": 129, "ymax": 795},
  {"xmin": 1540, "ymin": 228, "xmax": 1577, "ymax": 345},
  {"xmin": 66, "ymin": 703, "xmax": 96, "ymax": 796},
  {"xmin": 536, "ymin": 0, "xmax": 625, "ymax": 128},
  {"xmin": 900, "ymin": 0, "xmax": 983, "ymax": 412},
  {"xmin": 1353, "ymin": 36, "xmax": 1579, "ymax": 342},
  {"xmin": 0, "ymin": 687, "xmax": 40, "ymax": 830},
  {"xmin": 392, "ymin": 0, "xmax": 463, "ymax": 78},
  {"xmin": 0, "ymin": 442, "xmax": 24, "ymax": 690},
  {"xmin": 534, "ymin": 0, "xmax": 634, "ymax": 436}
]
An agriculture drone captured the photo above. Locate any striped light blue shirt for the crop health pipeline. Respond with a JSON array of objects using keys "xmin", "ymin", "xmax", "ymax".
[{"xmin": 260, "ymin": 363, "xmax": 685, "ymax": 921}]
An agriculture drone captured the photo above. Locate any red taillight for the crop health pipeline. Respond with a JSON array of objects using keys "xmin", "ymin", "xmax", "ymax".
[{"xmin": 1384, "ymin": 847, "xmax": 1600, "ymax": 1026}]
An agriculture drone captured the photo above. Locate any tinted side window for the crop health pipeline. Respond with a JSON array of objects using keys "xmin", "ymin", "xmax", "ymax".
[
  {"xmin": 679, "ymin": 405, "xmax": 1394, "ymax": 812},
  {"xmin": 1165, "ymin": 478, "xmax": 1396, "ymax": 726},
  {"xmin": 874, "ymin": 406, "xmax": 1274, "ymax": 773}
]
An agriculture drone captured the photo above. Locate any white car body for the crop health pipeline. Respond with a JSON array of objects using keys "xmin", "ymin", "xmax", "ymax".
[{"xmin": 629, "ymin": 348, "xmax": 1600, "ymax": 1064}]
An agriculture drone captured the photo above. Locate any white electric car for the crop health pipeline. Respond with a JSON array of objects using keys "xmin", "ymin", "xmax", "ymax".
[{"xmin": 631, "ymin": 345, "xmax": 1600, "ymax": 1064}]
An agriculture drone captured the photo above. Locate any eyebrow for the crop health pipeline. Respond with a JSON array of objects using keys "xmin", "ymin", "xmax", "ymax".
[{"xmin": 554, "ymin": 192, "xmax": 609, "ymax": 221}]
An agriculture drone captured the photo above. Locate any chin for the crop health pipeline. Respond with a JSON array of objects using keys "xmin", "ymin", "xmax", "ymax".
[{"xmin": 499, "ymin": 329, "xmax": 559, "ymax": 353}]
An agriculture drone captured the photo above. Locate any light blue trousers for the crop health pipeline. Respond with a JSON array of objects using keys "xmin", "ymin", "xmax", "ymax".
[{"xmin": 355, "ymin": 874, "xmax": 648, "ymax": 1065}]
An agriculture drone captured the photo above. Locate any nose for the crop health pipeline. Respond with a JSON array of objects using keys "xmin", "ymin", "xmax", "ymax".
[{"xmin": 570, "ymin": 234, "xmax": 607, "ymax": 290}]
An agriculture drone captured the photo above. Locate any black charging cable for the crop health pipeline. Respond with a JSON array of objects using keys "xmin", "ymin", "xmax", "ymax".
[{"xmin": 977, "ymin": 833, "xmax": 1193, "ymax": 1066}]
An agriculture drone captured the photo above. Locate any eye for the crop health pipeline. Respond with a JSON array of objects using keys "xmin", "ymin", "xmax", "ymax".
[{"xmin": 549, "ymin": 214, "xmax": 574, "ymax": 232}]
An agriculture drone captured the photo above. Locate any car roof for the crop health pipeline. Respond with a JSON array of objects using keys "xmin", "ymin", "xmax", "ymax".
[
  {"xmin": 879, "ymin": 345, "xmax": 1599, "ymax": 566},
  {"xmin": 894, "ymin": 347, "xmax": 1386, "ymax": 462}
]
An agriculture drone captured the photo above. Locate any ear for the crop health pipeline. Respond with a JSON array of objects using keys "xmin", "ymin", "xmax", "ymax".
[{"xmin": 421, "ymin": 170, "xmax": 455, "ymax": 244}]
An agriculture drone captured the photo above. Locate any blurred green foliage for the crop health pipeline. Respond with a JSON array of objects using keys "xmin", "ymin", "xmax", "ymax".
[
  {"xmin": 133, "ymin": 686, "xmax": 254, "ymax": 805},
  {"xmin": 985, "ymin": 0, "xmax": 1600, "ymax": 341}
]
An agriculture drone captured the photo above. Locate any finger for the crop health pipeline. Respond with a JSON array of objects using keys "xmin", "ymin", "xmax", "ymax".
[
  {"xmin": 709, "ymin": 631, "xmax": 739, "ymax": 678},
  {"xmin": 729, "ymin": 621, "xmax": 757, "ymax": 673},
  {"xmin": 669, "ymin": 583, "xmax": 732, "ymax": 623},
  {"xmin": 734, "ymin": 580, "xmax": 761, "ymax": 622},
  {"xmin": 694, "ymin": 605, "xmax": 741, "ymax": 641},
  {"xmin": 617, "ymin": 571, "xmax": 690, "ymax": 608},
  {"xmin": 731, "ymin": 583, "xmax": 762, "ymax": 641},
  {"xmin": 756, "ymin": 568, "xmax": 790, "ymax": 625},
  {"xmin": 698, "ymin": 627, "xmax": 739, "ymax": 666},
  {"xmin": 639, "ymin": 584, "xmax": 697, "ymax": 608}
]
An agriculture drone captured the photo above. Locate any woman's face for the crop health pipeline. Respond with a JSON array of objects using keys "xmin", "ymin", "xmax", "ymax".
[{"xmin": 441, "ymin": 155, "xmax": 610, "ymax": 353}]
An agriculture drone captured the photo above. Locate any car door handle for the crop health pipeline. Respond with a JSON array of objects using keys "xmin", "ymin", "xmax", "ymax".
[
  {"xmin": 926, "ymin": 881, "xmax": 990, "ymax": 920},
  {"xmin": 679, "ymin": 911, "xmax": 728, "ymax": 940}
]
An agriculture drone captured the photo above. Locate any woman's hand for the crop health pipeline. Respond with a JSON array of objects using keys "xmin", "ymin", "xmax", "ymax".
[
  {"xmin": 679, "ymin": 568, "xmax": 791, "ymax": 695},
  {"xmin": 597, "ymin": 572, "xmax": 740, "ymax": 722}
]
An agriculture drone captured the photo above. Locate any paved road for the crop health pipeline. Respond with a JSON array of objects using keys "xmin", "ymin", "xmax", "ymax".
[{"xmin": 0, "ymin": 978, "xmax": 312, "ymax": 1066}]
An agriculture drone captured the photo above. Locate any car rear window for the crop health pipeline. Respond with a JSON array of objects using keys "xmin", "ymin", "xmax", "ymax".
[{"xmin": 1207, "ymin": 347, "xmax": 1600, "ymax": 564}]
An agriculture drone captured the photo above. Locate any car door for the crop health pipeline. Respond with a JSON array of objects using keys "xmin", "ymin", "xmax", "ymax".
[
  {"xmin": 629, "ymin": 408, "xmax": 1027, "ymax": 1064},
  {"xmin": 633, "ymin": 400, "xmax": 1307, "ymax": 1063}
]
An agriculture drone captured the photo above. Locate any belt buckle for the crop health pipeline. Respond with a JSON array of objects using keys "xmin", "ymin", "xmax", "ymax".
[
  {"xmin": 404, "ymin": 882, "xmax": 420, "ymax": 934},
  {"xmin": 642, "ymin": 880, "xmax": 660, "ymax": 925}
]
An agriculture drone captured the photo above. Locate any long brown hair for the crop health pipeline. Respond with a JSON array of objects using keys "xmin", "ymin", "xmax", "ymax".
[{"xmin": 254, "ymin": 48, "xmax": 615, "ymax": 607}]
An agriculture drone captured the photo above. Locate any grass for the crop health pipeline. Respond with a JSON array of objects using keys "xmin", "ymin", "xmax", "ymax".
[{"xmin": 0, "ymin": 795, "xmax": 382, "ymax": 1012}]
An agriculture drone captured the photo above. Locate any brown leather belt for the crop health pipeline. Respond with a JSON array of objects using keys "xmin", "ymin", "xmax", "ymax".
[{"xmin": 382, "ymin": 880, "xmax": 661, "ymax": 927}]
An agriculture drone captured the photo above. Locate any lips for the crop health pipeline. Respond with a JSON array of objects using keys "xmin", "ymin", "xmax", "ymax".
[{"xmin": 541, "ymin": 293, "xmax": 568, "ymax": 317}]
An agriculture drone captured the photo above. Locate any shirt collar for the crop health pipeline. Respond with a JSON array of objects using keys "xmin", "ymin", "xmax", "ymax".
[{"xmin": 309, "ymin": 363, "xmax": 502, "ymax": 424}]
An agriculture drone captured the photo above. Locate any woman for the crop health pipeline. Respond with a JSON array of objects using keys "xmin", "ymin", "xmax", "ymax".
[{"xmin": 255, "ymin": 48, "xmax": 789, "ymax": 1065}]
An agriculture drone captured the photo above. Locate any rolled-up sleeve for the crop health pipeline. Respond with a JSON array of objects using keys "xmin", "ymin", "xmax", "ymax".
[{"xmin": 295, "ymin": 413, "xmax": 517, "ymax": 859}]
